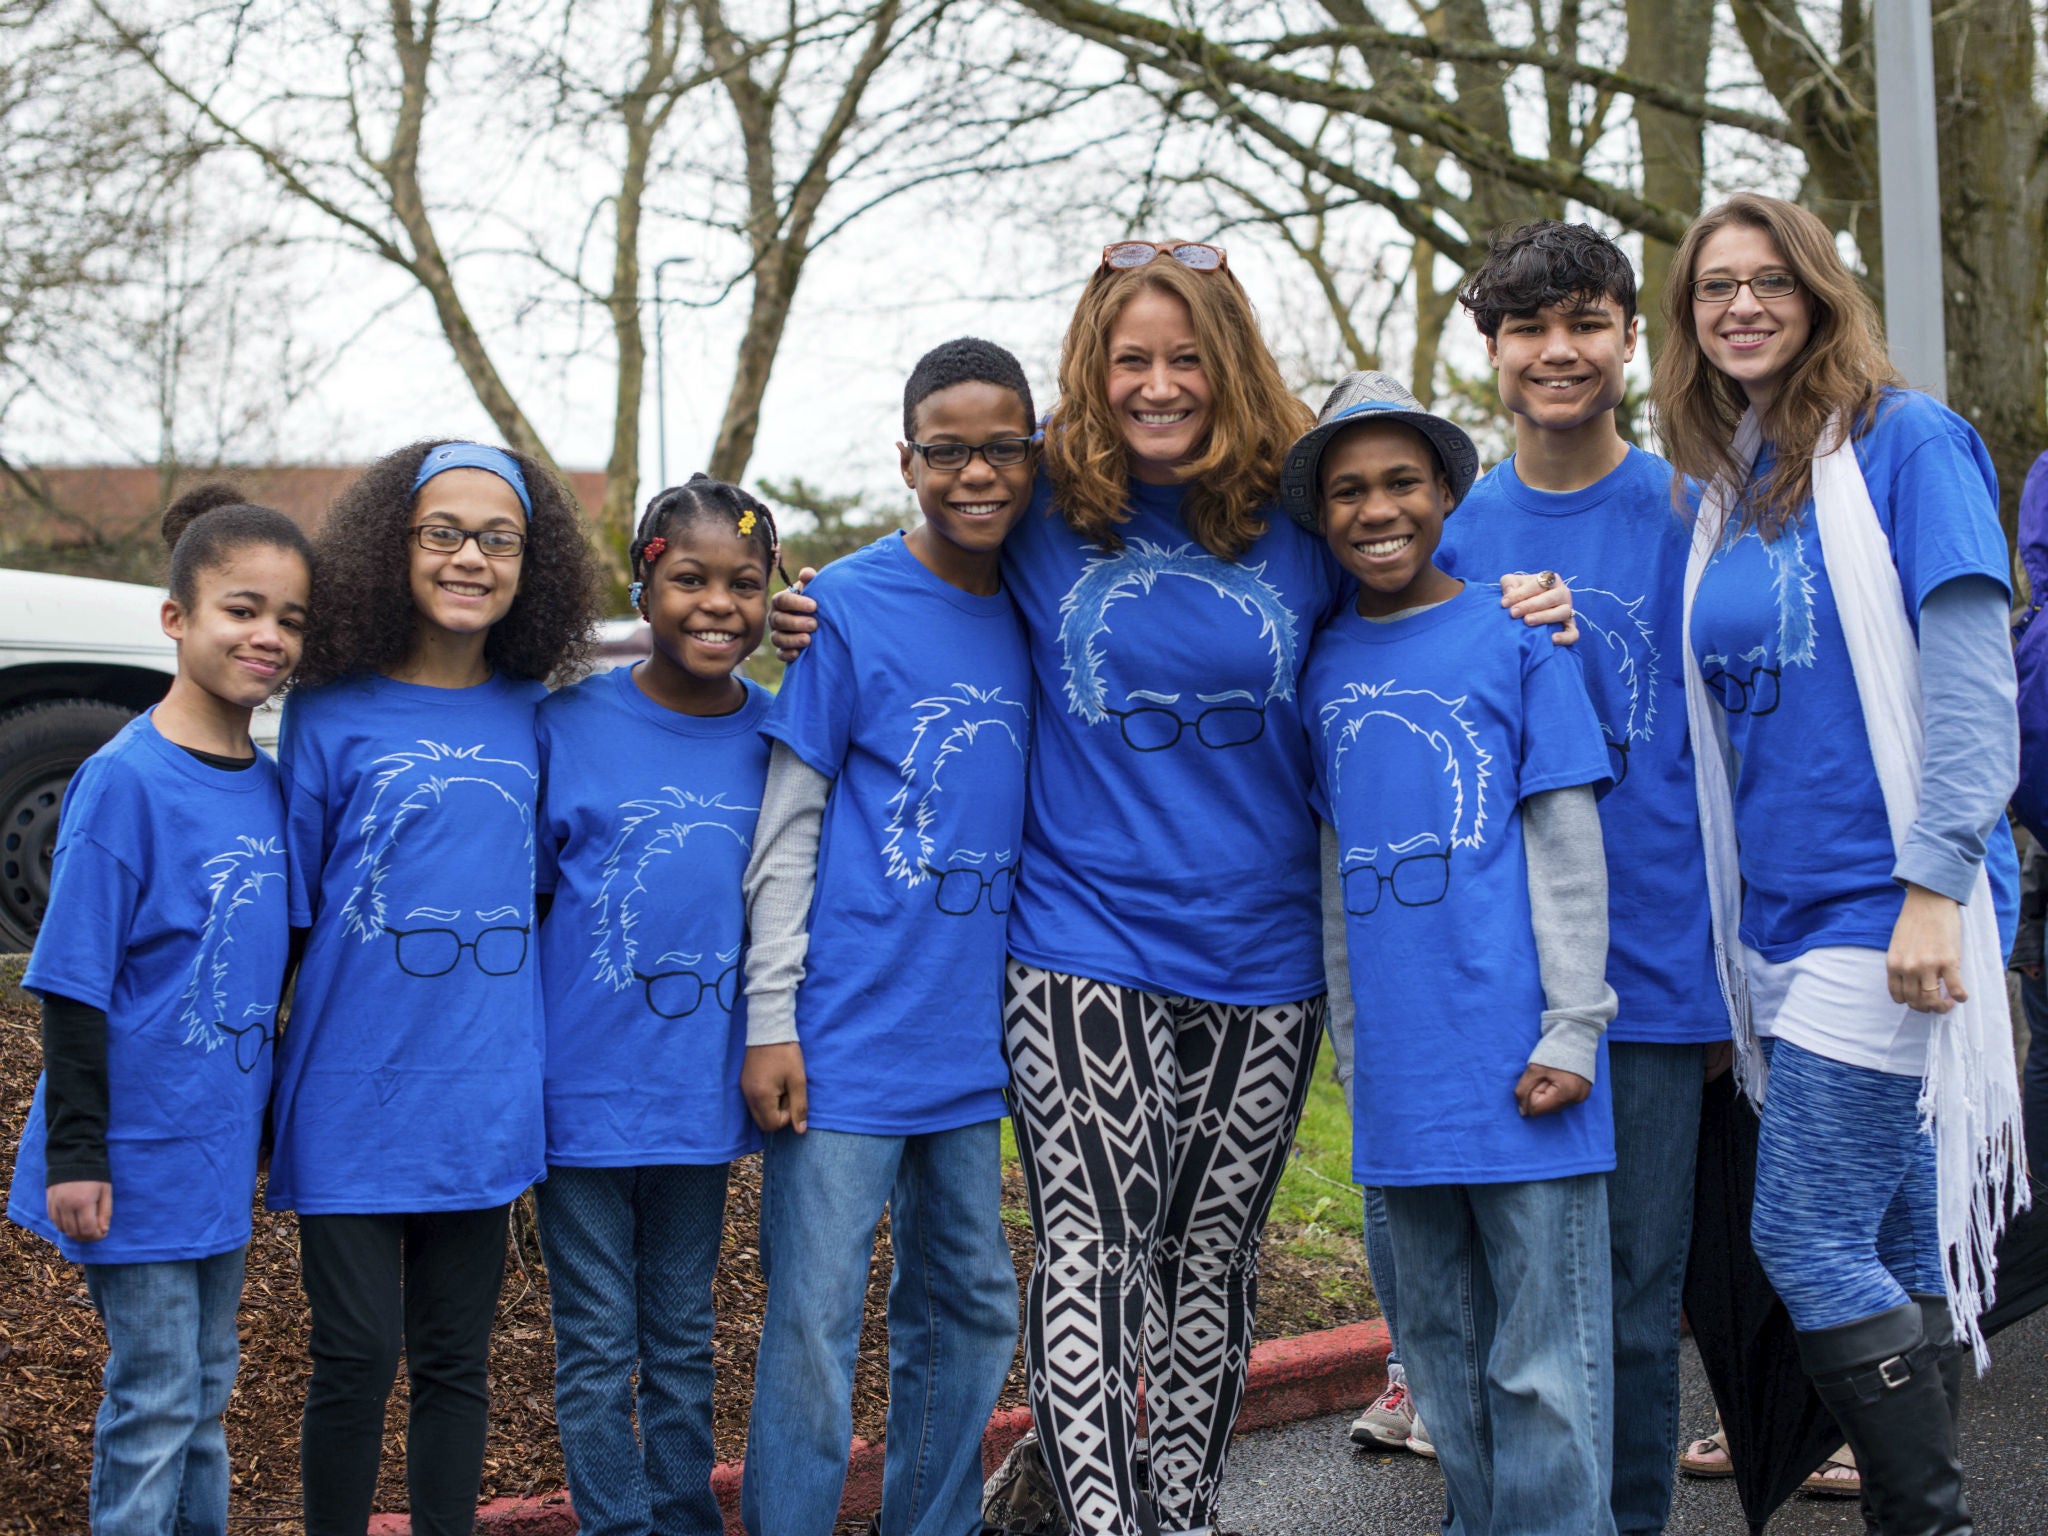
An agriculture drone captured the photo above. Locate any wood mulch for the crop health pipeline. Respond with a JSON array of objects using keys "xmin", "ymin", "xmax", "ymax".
[{"xmin": 0, "ymin": 999, "xmax": 1371, "ymax": 1532}]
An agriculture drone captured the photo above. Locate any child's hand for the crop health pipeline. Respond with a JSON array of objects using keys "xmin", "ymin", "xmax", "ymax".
[
  {"xmin": 771, "ymin": 571, "xmax": 820, "ymax": 664},
  {"xmin": 47, "ymin": 1181, "xmax": 112, "ymax": 1242},
  {"xmin": 1514, "ymin": 1065, "xmax": 1592, "ymax": 1118},
  {"xmin": 743, "ymin": 1044, "xmax": 809, "ymax": 1134},
  {"xmin": 1499, "ymin": 572, "xmax": 1579, "ymax": 645}
]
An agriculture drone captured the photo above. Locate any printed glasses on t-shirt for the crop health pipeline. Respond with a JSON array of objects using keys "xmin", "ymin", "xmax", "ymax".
[
  {"xmin": 1702, "ymin": 657, "xmax": 1782, "ymax": 715},
  {"xmin": 1341, "ymin": 852, "xmax": 1451, "ymax": 916},
  {"xmin": 920, "ymin": 861, "xmax": 1016, "ymax": 916},
  {"xmin": 636, "ymin": 961, "xmax": 741, "ymax": 1020},
  {"xmin": 386, "ymin": 922, "xmax": 530, "ymax": 977},
  {"xmin": 1104, "ymin": 699, "xmax": 1267, "ymax": 752}
]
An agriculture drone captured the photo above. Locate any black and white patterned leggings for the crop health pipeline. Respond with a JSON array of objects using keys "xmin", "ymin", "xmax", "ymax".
[{"xmin": 1003, "ymin": 960, "xmax": 1324, "ymax": 1536}]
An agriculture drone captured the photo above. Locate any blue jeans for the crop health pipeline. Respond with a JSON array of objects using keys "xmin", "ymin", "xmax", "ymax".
[
  {"xmin": 1361, "ymin": 1186, "xmax": 1402, "ymax": 1372},
  {"xmin": 84, "ymin": 1246, "xmax": 247, "ymax": 1536},
  {"xmin": 742, "ymin": 1122, "xmax": 1018, "ymax": 1536},
  {"xmin": 1752, "ymin": 1038, "xmax": 1941, "ymax": 1331},
  {"xmin": 535, "ymin": 1164, "xmax": 729, "ymax": 1536},
  {"xmin": 1606, "ymin": 1043, "xmax": 1702, "ymax": 1536},
  {"xmin": 1382, "ymin": 1175, "xmax": 1617, "ymax": 1536}
]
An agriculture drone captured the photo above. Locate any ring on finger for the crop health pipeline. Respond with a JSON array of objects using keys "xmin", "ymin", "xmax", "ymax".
[{"xmin": 1537, "ymin": 570, "xmax": 1559, "ymax": 590}]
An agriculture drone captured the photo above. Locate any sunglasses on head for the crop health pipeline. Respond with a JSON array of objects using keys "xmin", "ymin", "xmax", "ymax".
[{"xmin": 1100, "ymin": 240, "xmax": 1228, "ymax": 274}]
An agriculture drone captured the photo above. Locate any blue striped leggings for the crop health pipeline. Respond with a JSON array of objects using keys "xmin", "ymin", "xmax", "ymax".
[{"xmin": 1751, "ymin": 1038, "xmax": 1942, "ymax": 1332}]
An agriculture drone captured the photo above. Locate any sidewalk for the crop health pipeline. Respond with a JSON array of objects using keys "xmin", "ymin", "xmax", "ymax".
[{"xmin": 1213, "ymin": 1304, "xmax": 2048, "ymax": 1534}]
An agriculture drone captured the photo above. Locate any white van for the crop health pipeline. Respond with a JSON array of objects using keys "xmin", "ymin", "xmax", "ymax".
[{"xmin": 0, "ymin": 569, "xmax": 287, "ymax": 950}]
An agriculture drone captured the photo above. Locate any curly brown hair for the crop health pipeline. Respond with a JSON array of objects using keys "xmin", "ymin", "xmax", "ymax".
[
  {"xmin": 1648, "ymin": 194, "xmax": 1900, "ymax": 538},
  {"xmin": 295, "ymin": 440, "xmax": 602, "ymax": 688},
  {"xmin": 1043, "ymin": 256, "xmax": 1313, "ymax": 561}
]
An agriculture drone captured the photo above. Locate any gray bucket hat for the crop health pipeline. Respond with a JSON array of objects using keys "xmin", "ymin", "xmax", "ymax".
[{"xmin": 1279, "ymin": 371, "xmax": 1480, "ymax": 533}]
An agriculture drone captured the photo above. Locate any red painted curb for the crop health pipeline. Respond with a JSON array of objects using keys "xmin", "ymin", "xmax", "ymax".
[{"xmin": 370, "ymin": 1318, "xmax": 1390, "ymax": 1534}]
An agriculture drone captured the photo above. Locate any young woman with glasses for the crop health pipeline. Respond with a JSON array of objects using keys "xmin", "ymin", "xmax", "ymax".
[
  {"xmin": 776, "ymin": 240, "xmax": 1574, "ymax": 1536},
  {"xmin": 269, "ymin": 440, "xmax": 601, "ymax": 1535},
  {"xmin": 1652, "ymin": 192, "xmax": 2024, "ymax": 1532}
]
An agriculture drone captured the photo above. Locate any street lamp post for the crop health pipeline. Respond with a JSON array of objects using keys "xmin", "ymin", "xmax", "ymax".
[
  {"xmin": 1873, "ymin": 0, "xmax": 1947, "ymax": 399},
  {"xmin": 653, "ymin": 257, "xmax": 692, "ymax": 488}
]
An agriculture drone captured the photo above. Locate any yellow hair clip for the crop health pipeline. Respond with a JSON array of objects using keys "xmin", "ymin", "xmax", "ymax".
[{"xmin": 737, "ymin": 510, "xmax": 757, "ymax": 536}]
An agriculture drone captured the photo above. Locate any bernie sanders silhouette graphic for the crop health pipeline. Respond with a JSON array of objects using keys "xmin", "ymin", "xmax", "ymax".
[
  {"xmin": 340, "ymin": 742, "xmax": 539, "ymax": 981},
  {"xmin": 1701, "ymin": 521, "xmax": 1818, "ymax": 718},
  {"xmin": 1058, "ymin": 539, "xmax": 1297, "ymax": 751},
  {"xmin": 589, "ymin": 790, "xmax": 757, "ymax": 1020},
  {"xmin": 176, "ymin": 836, "xmax": 288, "ymax": 1073},
  {"xmin": 883, "ymin": 683, "xmax": 1029, "ymax": 916},
  {"xmin": 1320, "ymin": 681, "xmax": 1492, "ymax": 916},
  {"xmin": 1563, "ymin": 582, "xmax": 1660, "ymax": 787}
]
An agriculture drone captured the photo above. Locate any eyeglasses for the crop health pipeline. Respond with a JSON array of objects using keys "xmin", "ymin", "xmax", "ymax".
[
  {"xmin": 1101, "ymin": 241, "xmax": 1228, "ymax": 273},
  {"xmin": 634, "ymin": 962, "xmax": 740, "ymax": 1020},
  {"xmin": 904, "ymin": 436, "xmax": 1039, "ymax": 472},
  {"xmin": 213, "ymin": 1017, "xmax": 273, "ymax": 1075},
  {"xmin": 410, "ymin": 524, "xmax": 527, "ymax": 559},
  {"xmin": 920, "ymin": 861, "xmax": 1016, "ymax": 916},
  {"xmin": 1103, "ymin": 702, "xmax": 1266, "ymax": 752},
  {"xmin": 1703, "ymin": 660, "xmax": 1782, "ymax": 716},
  {"xmin": 387, "ymin": 923, "xmax": 530, "ymax": 977},
  {"xmin": 1341, "ymin": 853, "xmax": 1451, "ymax": 916},
  {"xmin": 1690, "ymin": 272, "xmax": 1799, "ymax": 304}
]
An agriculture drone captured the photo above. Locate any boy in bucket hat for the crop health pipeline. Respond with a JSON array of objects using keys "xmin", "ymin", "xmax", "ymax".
[{"xmin": 1294, "ymin": 372, "xmax": 1624, "ymax": 1535}]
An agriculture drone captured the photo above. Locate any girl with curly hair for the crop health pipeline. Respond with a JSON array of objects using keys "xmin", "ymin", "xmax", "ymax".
[
  {"xmin": 776, "ymin": 248, "xmax": 1575, "ymax": 1536},
  {"xmin": 268, "ymin": 441, "xmax": 601, "ymax": 1535}
]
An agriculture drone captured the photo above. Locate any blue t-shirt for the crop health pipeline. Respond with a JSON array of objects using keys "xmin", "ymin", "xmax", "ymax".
[
  {"xmin": 270, "ymin": 673, "xmax": 548, "ymax": 1213},
  {"xmin": 1304, "ymin": 587, "xmax": 1615, "ymax": 1185},
  {"xmin": 1689, "ymin": 391, "xmax": 2019, "ymax": 961},
  {"xmin": 765, "ymin": 533, "xmax": 1030, "ymax": 1134},
  {"xmin": 1440, "ymin": 447, "xmax": 1725, "ymax": 1045},
  {"xmin": 8, "ymin": 714, "xmax": 287, "ymax": 1262},
  {"xmin": 535, "ymin": 668, "xmax": 769, "ymax": 1166},
  {"xmin": 1000, "ymin": 475, "xmax": 1344, "ymax": 1002}
]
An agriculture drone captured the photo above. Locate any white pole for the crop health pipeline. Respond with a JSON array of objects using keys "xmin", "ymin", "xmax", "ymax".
[{"xmin": 1873, "ymin": 0, "xmax": 1948, "ymax": 400}]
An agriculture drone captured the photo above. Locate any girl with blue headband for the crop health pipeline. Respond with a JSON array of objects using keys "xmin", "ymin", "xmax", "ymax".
[{"xmin": 271, "ymin": 440, "xmax": 602, "ymax": 1534}]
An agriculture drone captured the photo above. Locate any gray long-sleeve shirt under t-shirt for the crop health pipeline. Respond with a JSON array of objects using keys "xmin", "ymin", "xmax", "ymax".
[
  {"xmin": 1318, "ymin": 785, "xmax": 1618, "ymax": 1103},
  {"xmin": 742, "ymin": 742, "xmax": 831, "ymax": 1047}
]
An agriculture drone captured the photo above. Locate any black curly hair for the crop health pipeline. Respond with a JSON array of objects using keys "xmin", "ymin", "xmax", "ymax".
[
  {"xmin": 295, "ymin": 440, "xmax": 602, "ymax": 688},
  {"xmin": 630, "ymin": 473, "xmax": 789, "ymax": 603},
  {"xmin": 1457, "ymin": 222, "xmax": 1639, "ymax": 339},
  {"xmin": 902, "ymin": 336, "xmax": 1036, "ymax": 439},
  {"xmin": 160, "ymin": 482, "xmax": 313, "ymax": 608}
]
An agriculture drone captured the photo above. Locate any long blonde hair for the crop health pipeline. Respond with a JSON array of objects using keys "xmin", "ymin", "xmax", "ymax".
[
  {"xmin": 1044, "ymin": 257, "xmax": 1314, "ymax": 560},
  {"xmin": 1648, "ymin": 193, "xmax": 1900, "ymax": 538}
]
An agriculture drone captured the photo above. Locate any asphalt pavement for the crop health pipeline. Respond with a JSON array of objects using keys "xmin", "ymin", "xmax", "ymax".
[{"xmin": 1215, "ymin": 1304, "xmax": 2048, "ymax": 1534}]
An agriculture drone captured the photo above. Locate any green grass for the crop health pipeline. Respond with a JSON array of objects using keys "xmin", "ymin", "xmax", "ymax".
[{"xmin": 993, "ymin": 1061, "xmax": 1361, "ymax": 1243}]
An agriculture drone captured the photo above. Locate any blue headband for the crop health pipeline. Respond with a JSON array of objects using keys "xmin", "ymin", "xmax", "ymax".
[{"xmin": 411, "ymin": 443, "xmax": 533, "ymax": 519}]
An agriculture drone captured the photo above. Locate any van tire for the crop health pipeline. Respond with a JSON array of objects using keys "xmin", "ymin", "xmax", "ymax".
[{"xmin": 0, "ymin": 701, "xmax": 136, "ymax": 952}]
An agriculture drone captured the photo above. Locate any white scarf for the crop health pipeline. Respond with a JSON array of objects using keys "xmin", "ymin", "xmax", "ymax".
[{"xmin": 1681, "ymin": 408, "xmax": 2029, "ymax": 1367}]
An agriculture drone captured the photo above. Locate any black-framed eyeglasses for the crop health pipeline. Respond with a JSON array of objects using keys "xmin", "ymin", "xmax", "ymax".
[
  {"xmin": 387, "ymin": 923, "xmax": 530, "ymax": 977},
  {"xmin": 410, "ymin": 524, "xmax": 527, "ymax": 559},
  {"xmin": 1690, "ymin": 272, "xmax": 1799, "ymax": 305},
  {"xmin": 634, "ymin": 961, "xmax": 741, "ymax": 1020},
  {"xmin": 1605, "ymin": 733, "xmax": 1630, "ymax": 790},
  {"xmin": 920, "ymin": 861, "xmax": 1016, "ymax": 916},
  {"xmin": 1703, "ymin": 661, "xmax": 1782, "ymax": 716},
  {"xmin": 1341, "ymin": 852, "xmax": 1451, "ymax": 916},
  {"xmin": 904, "ymin": 436, "xmax": 1039, "ymax": 472},
  {"xmin": 1101, "ymin": 240, "xmax": 1228, "ymax": 273},
  {"xmin": 1102, "ymin": 702, "xmax": 1266, "ymax": 752},
  {"xmin": 213, "ymin": 1018, "xmax": 273, "ymax": 1075}
]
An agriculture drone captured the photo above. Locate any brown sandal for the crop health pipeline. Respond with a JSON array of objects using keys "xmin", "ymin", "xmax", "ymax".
[
  {"xmin": 1800, "ymin": 1444, "xmax": 1862, "ymax": 1499},
  {"xmin": 1678, "ymin": 1427, "xmax": 1734, "ymax": 1480}
]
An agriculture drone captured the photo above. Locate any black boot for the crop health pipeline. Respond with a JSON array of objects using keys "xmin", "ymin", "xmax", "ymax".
[{"xmin": 1799, "ymin": 1301, "xmax": 1973, "ymax": 1535}]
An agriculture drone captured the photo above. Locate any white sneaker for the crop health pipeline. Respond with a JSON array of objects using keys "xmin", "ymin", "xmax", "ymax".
[
  {"xmin": 1406, "ymin": 1412, "xmax": 1437, "ymax": 1460},
  {"xmin": 1349, "ymin": 1378, "xmax": 1417, "ymax": 1449}
]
